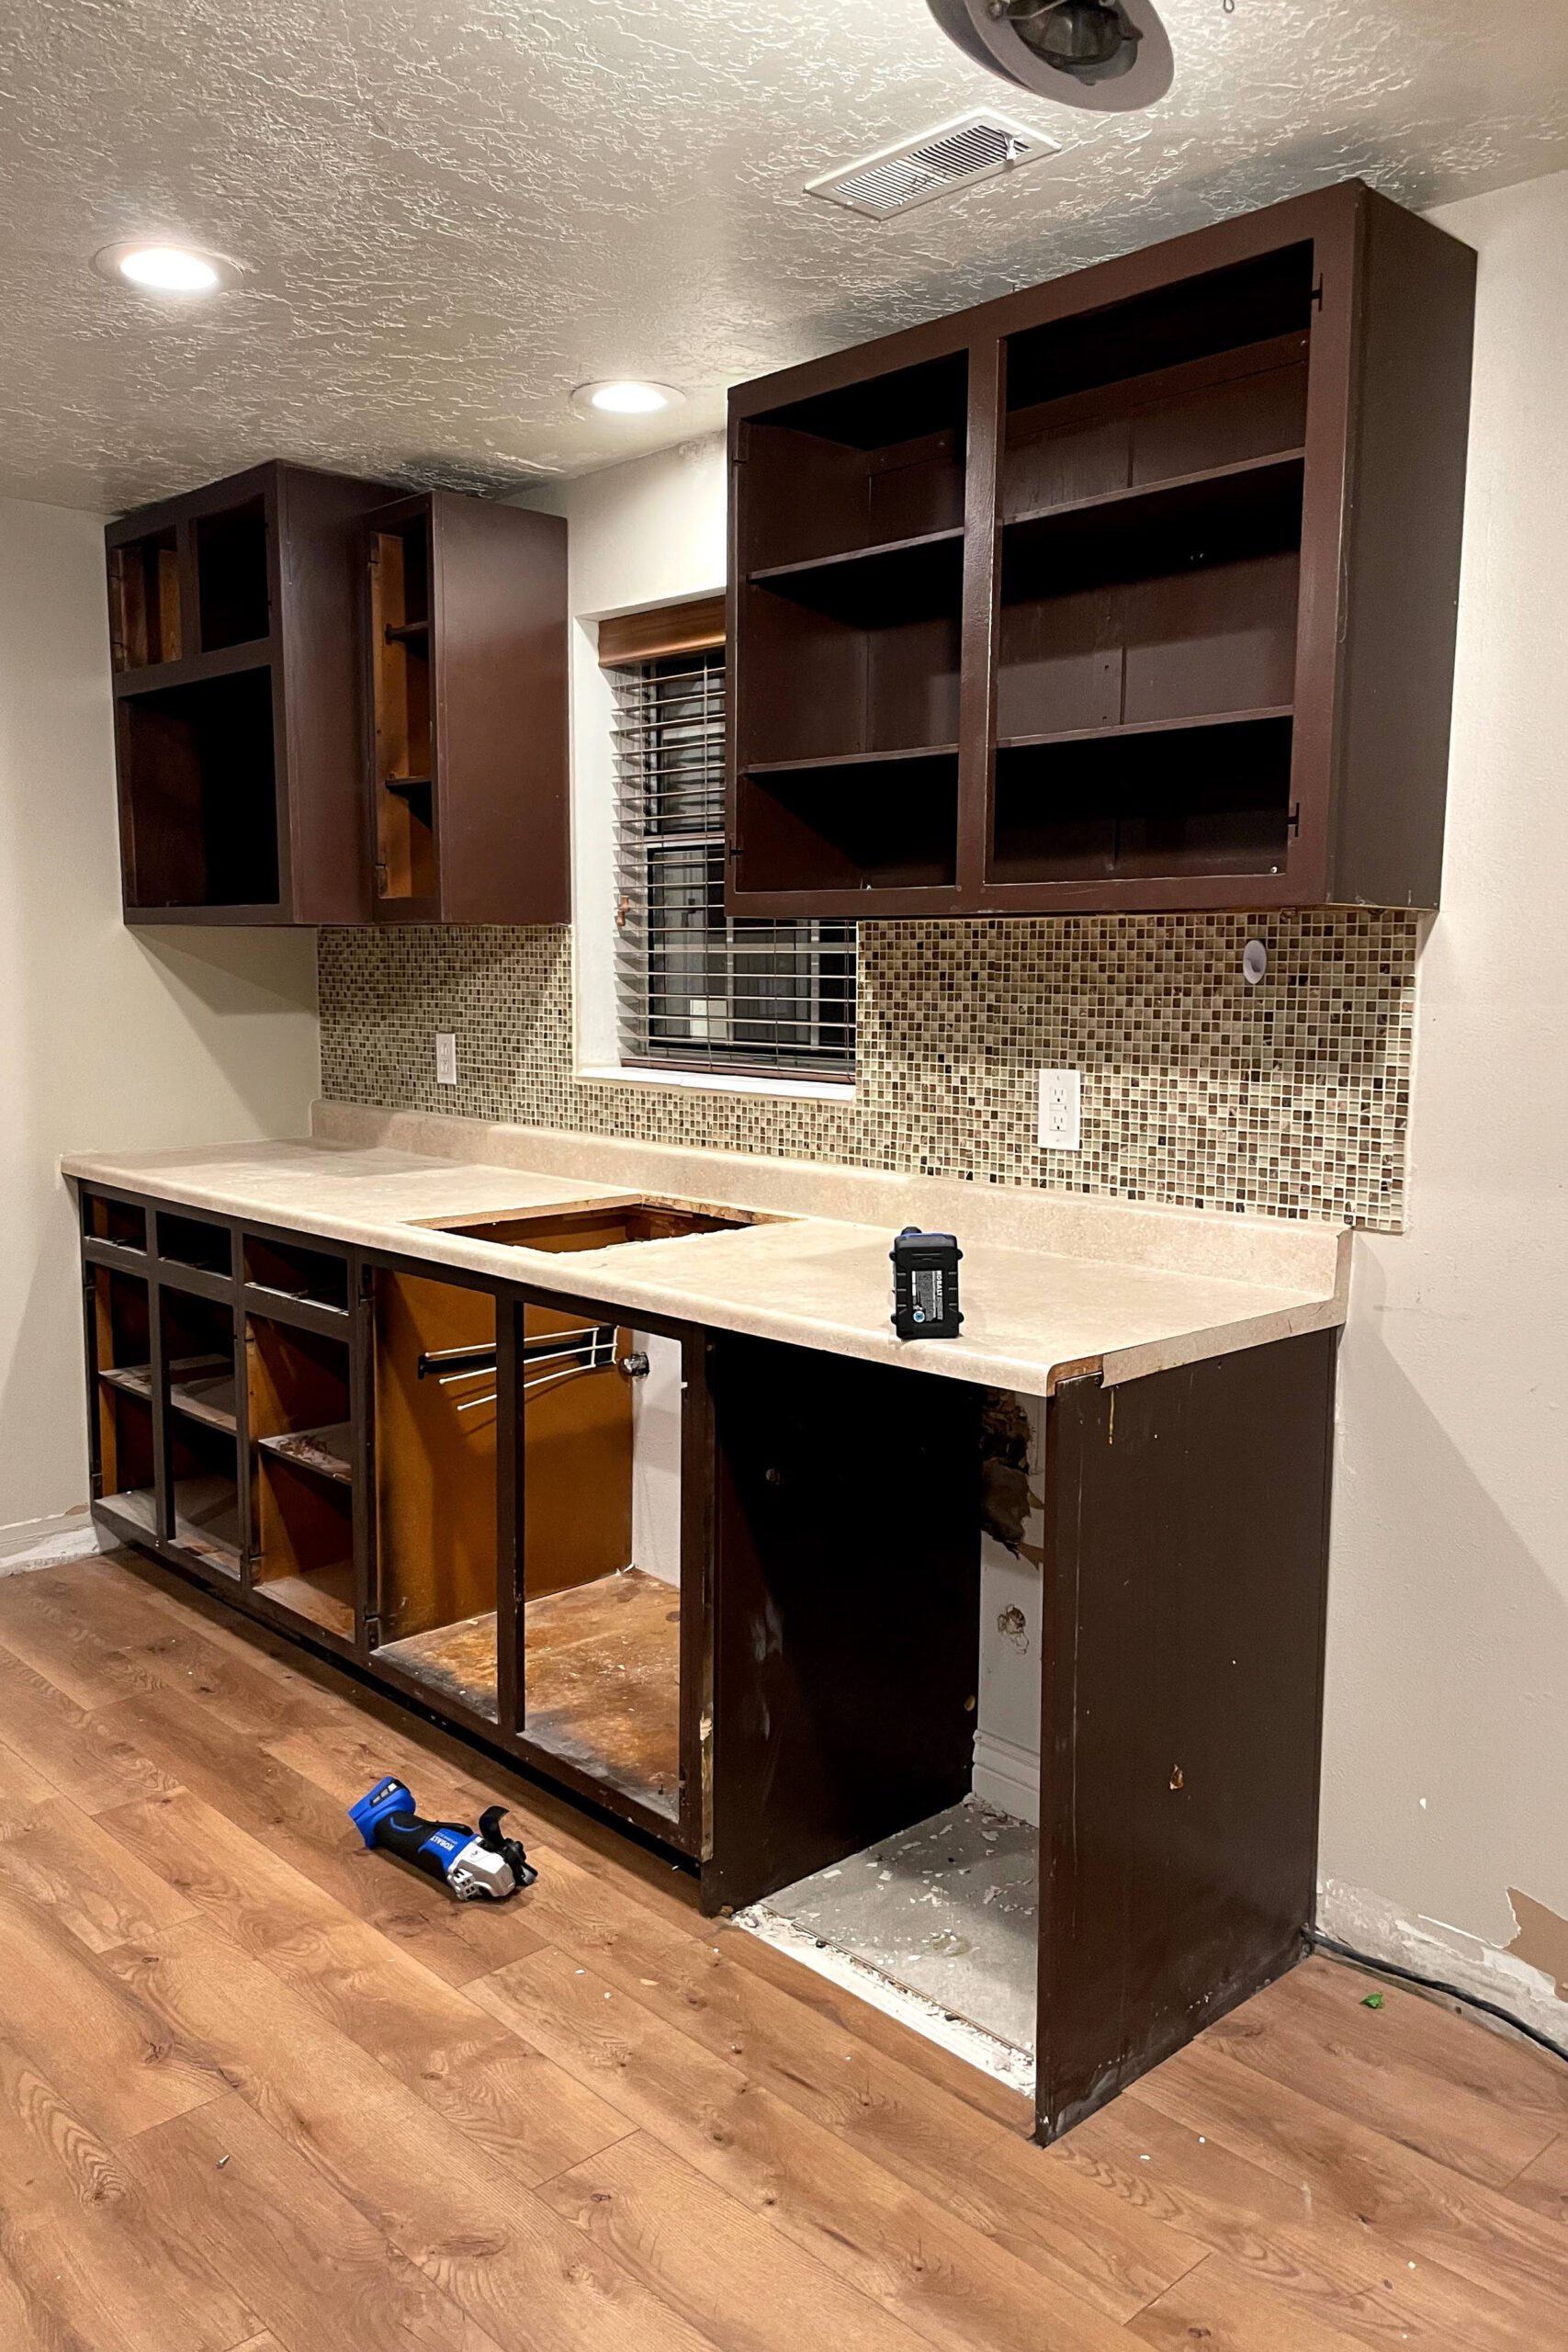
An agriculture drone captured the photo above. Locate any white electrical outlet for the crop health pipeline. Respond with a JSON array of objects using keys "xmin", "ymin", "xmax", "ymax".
[
  {"xmin": 1038, "ymin": 1068, "xmax": 1081, "ymax": 1151},
  {"xmin": 434, "ymin": 1033, "xmax": 457, "ymax": 1087}
]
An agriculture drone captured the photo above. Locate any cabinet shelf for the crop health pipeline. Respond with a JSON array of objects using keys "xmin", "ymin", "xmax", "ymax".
[
  {"xmin": 1003, "ymin": 448, "xmax": 1305, "ymax": 542},
  {"xmin": 998, "ymin": 705, "xmax": 1292, "ymax": 752},
  {"xmin": 744, "ymin": 742, "xmax": 957, "ymax": 777},
  {"xmin": 749, "ymin": 526, "xmax": 963, "ymax": 626},
  {"xmin": 258, "ymin": 1423, "xmax": 354, "ymax": 1486},
  {"xmin": 98, "ymin": 1351, "xmax": 233, "ymax": 1419},
  {"xmin": 169, "ymin": 1476, "xmax": 243, "ymax": 1577},
  {"xmin": 169, "ymin": 1370, "xmax": 239, "ymax": 1435},
  {"xmin": 111, "ymin": 641, "xmax": 275, "ymax": 699}
]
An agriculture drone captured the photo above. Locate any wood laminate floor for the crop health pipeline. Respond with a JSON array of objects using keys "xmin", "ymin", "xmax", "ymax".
[{"xmin": 0, "ymin": 1551, "xmax": 1565, "ymax": 2352}]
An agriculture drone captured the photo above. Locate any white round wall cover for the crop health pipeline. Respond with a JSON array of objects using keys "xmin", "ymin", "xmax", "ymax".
[
  {"xmin": 924, "ymin": 0, "xmax": 1175, "ymax": 114},
  {"xmin": 1243, "ymin": 939, "xmax": 1269, "ymax": 986}
]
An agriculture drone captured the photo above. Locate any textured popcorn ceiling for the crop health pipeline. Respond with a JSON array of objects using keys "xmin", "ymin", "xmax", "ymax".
[{"xmin": 3, "ymin": 0, "xmax": 1565, "ymax": 513}]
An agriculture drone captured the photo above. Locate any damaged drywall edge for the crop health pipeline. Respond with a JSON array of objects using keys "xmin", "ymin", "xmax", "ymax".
[
  {"xmin": 0, "ymin": 1507, "xmax": 101, "ymax": 1575},
  {"xmin": 733, "ymin": 1905, "xmax": 1036, "ymax": 2097},
  {"xmin": 1319, "ymin": 1875, "xmax": 1568, "ymax": 2046},
  {"xmin": 1506, "ymin": 1889, "xmax": 1568, "ymax": 2005}
]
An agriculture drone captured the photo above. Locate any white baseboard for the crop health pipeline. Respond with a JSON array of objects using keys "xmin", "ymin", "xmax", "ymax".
[
  {"xmin": 971, "ymin": 1729, "xmax": 1041, "ymax": 1827},
  {"xmin": 0, "ymin": 1510, "xmax": 102, "ymax": 1577}
]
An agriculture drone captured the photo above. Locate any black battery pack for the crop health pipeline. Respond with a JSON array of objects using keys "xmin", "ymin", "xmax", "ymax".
[{"xmin": 890, "ymin": 1227, "xmax": 964, "ymax": 1340}]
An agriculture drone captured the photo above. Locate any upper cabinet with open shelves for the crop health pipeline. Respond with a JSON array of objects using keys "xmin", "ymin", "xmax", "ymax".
[
  {"xmin": 727, "ymin": 181, "xmax": 1476, "ymax": 919},
  {"xmin": 106, "ymin": 464, "xmax": 568, "ymax": 926}
]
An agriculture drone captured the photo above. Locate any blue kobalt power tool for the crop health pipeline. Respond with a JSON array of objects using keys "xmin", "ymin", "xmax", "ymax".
[{"xmin": 349, "ymin": 1778, "xmax": 536, "ymax": 1902}]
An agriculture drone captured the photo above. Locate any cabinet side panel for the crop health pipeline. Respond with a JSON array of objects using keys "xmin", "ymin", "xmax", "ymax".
[
  {"xmin": 278, "ymin": 466, "xmax": 389, "ymax": 924},
  {"xmin": 705, "ymin": 1333, "xmax": 980, "ymax": 1912},
  {"xmin": 433, "ymin": 501, "xmax": 570, "ymax": 925},
  {"xmin": 1036, "ymin": 1331, "xmax": 1336, "ymax": 2142},
  {"xmin": 1333, "ymin": 198, "xmax": 1475, "ymax": 908}
]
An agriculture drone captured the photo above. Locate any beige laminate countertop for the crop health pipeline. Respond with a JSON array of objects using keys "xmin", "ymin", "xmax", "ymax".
[{"xmin": 62, "ymin": 1106, "xmax": 1351, "ymax": 1401}]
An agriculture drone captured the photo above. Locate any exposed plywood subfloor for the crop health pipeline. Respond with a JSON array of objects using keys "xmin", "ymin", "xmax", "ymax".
[
  {"xmin": 3, "ymin": 1549, "xmax": 1568, "ymax": 2352},
  {"xmin": 376, "ymin": 1567, "xmax": 681, "ymax": 1815},
  {"xmin": 256, "ymin": 1565, "xmax": 355, "ymax": 1641},
  {"xmin": 525, "ymin": 1568, "xmax": 681, "ymax": 1820},
  {"xmin": 745, "ymin": 1797, "xmax": 1038, "ymax": 2077},
  {"xmin": 378, "ymin": 1607, "xmax": 501, "ymax": 1724}
]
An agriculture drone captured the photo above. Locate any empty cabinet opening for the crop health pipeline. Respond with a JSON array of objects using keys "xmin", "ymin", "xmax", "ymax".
[
  {"xmin": 1005, "ymin": 243, "xmax": 1314, "ymax": 418},
  {"xmin": 523, "ymin": 1313, "xmax": 682, "ymax": 1822},
  {"xmin": 195, "ymin": 498, "xmax": 270, "ymax": 650},
  {"xmin": 118, "ymin": 669, "xmax": 279, "ymax": 909},
  {"xmin": 108, "ymin": 530, "xmax": 181, "ymax": 671},
  {"xmin": 737, "ymin": 556, "xmax": 963, "ymax": 773},
  {"xmin": 373, "ymin": 1272, "xmax": 499, "ymax": 1717},
  {"xmin": 369, "ymin": 518, "xmax": 434, "ymax": 902},
  {"xmin": 997, "ymin": 463, "xmax": 1302, "ymax": 752},
  {"xmin": 249, "ymin": 1317, "xmax": 355, "ymax": 1636},
  {"xmin": 740, "ymin": 350, "xmax": 968, "ymax": 574},
  {"xmin": 88, "ymin": 1195, "xmax": 146, "ymax": 1251},
  {"xmin": 94, "ymin": 1269, "xmax": 154, "ymax": 1529},
  {"xmin": 991, "ymin": 716, "xmax": 1294, "ymax": 883},
  {"xmin": 162, "ymin": 1290, "xmax": 241, "ymax": 1578},
  {"xmin": 735, "ymin": 755, "xmax": 959, "ymax": 895},
  {"xmin": 751, "ymin": 1798, "xmax": 1039, "ymax": 2080},
  {"xmin": 156, "ymin": 1209, "xmax": 231, "ymax": 1275},
  {"xmin": 244, "ymin": 1232, "xmax": 350, "ymax": 1314}
]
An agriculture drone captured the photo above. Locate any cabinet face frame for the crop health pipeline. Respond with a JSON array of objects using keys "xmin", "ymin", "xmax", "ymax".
[
  {"xmin": 78, "ymin": 1190, "xmax": 709, "ymax": 1856},
  {"xmin": 727, "ymin": 180, "xmax": 1470, "ymax": 920}
]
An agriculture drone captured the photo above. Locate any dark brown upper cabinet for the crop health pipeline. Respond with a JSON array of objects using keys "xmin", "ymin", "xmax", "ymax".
[
  {"xmin": 108, "ymin": 463, "xmax": 390, "ymax": 924},
  {"xmin": 364, "ymin": 492, "xmax": 569, "ymax": 925},
  {"xmin": 106, "ymin": 467, "xmax": 570, "ymax": 927},
  {"xmin": 727, "ymin": 181, "xmax": 1476, "ymax": 918}
]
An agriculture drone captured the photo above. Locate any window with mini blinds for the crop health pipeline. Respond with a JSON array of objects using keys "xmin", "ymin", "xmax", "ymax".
[{"xmin": 607, "ymin": 619, "xmax": 856, "ymax": 1082}]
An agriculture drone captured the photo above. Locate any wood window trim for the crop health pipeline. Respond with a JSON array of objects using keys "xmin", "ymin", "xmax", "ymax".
[{"xmin": 597, "ymin": 594, "xmax": 726, "ymax": 668}]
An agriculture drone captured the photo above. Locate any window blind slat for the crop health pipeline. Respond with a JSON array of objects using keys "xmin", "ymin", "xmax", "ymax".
[{"xmin": 609, "ymin": 650, "xmax": 856, "ymax": 1080}]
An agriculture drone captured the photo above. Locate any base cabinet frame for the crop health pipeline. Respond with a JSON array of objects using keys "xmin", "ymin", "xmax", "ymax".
[{"xmin": 77, "ymin": 1182, "xmax": 1338, "ymax": 2148}]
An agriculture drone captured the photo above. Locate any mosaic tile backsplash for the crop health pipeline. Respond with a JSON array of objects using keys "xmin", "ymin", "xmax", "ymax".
[{"xmin": 319, "ymin": 910, "xmax": 1419, "ymax": 1231}]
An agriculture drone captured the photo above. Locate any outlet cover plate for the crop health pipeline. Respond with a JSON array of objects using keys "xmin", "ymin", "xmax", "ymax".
[
  {"xmin": 1038, "ymin": 1068, "xmax": 1081, "ymax": 1151},
  {"xmin": 435, "ymin": 1033, "xmax": 457, "ymax": 1087}
]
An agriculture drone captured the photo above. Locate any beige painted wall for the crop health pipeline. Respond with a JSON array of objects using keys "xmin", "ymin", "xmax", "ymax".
[
  {"xmin": 0, "ymin": 496, "xmax": 320, "ymax": 1532},
  {"xmin": 1316, "ymin": 169, "xmax": 1568, "ymax": 2032}
]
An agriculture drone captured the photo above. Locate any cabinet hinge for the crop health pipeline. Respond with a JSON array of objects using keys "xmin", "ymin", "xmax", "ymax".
[
  {"xmin": 1288, "ymin": 802, "xmax": 1302, "ymax": 838},
  {"xmin": 362, "ymin": 1612, "xmax": 381, "ymax": 1645},
  {"xmin": 1311, "ymin": 274, "xmax": 1325, "ymax": 310}
]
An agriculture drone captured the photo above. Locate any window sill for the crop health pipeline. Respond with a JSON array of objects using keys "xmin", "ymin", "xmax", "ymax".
[{"xmin": 575, "ymin": 1062, "xmax": 857, "ymax": 1106}]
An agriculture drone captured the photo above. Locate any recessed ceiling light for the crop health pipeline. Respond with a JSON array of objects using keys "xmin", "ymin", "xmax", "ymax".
[
  {"xmin": 570, "ymin": 379, "xmax": 685, "ymax": 419},
  {"xmin": 92, "ymin": 240, "xmax": 243, "ymax": 293}
]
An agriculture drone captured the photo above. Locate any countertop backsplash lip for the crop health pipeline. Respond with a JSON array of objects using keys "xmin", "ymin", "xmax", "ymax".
[{"xmin": 316, "ymin": 908, "xmax": 1417, "ymax": 1235}]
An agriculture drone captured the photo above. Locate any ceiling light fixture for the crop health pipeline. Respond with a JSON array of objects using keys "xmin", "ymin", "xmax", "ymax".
[
  {"xmin": 570, "ymin": 379, "xmax": 685, "ymax": 419},
  {"xmin": 92, "ymin": 240, "xmax": 243, "ymax": 293},
  {"xmin": 925, "ymin": 0, "xmax": 1174, "ymax": 112}
]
